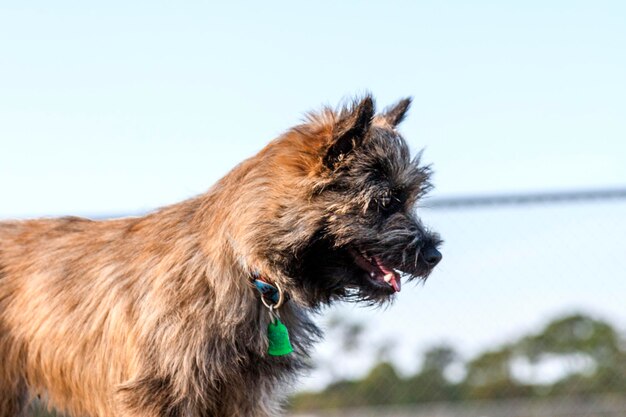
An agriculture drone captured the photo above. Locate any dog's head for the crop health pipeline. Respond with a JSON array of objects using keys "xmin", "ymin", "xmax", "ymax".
[{"xmin": 247, "ymin": 95, "xmax": 442, "ymax": 306}]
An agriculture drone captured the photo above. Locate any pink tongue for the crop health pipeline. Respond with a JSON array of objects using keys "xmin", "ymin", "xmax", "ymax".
[{"xmin": 374, "ymin": 258, "xmax": 401, "ymax": 293}]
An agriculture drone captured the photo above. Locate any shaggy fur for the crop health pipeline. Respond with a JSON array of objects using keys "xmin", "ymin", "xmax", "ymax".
[{"xmin": 0, "ymin": 95, "xmax": 441, "ymax": 417}]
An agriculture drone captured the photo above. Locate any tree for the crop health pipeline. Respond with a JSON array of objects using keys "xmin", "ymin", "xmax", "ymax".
[
  {"xmin": 289, "ymin": 312, "xmax": 626, "ymax": 412},
  {"xmin": 518, "ymin": 313, "xmax": 626, "ymax": 396},
  {"xmin": 463, "ymin": 346, "xmax": 531, "ymax": 399}
]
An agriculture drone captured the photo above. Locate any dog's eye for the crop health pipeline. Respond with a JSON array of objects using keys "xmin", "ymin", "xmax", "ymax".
[{"xmin": 377, "ymin": 190, "xmax": 403, "ymax": 214}]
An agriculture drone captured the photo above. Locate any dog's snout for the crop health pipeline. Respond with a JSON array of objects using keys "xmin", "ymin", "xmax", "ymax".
[{"xmin": 422, "ymin": 245, "xmax": 442, "ymax": 268}]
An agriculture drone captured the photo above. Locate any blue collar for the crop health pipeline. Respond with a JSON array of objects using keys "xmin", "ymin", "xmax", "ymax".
[{"xmin": 252, "ymin": 273, "xmax": 281, "ymax": 305}]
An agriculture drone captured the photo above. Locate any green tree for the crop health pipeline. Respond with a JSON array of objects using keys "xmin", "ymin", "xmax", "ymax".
[
  {"xmin": 289, "ymin": 312, "xmax": 626, "ymax": 411},
  {"xmin": 518, "ymin": 313, "xmax": 626, "ymax": 396},
  {"xmin": 463, "ymin": 346, "xmax": 531, "ymax": 399},
  {"xmin": 355, "ymin": 362, "xmax": 403, "ymax": 406},
  {"xmin": 400, "ymin": 345, "xmax": 461, "ymax": 403}
]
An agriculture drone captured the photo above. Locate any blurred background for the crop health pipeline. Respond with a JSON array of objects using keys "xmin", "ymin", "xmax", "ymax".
[{"xmin": 1, "ymin": 2, "xmax": 625, "ymax": 416}]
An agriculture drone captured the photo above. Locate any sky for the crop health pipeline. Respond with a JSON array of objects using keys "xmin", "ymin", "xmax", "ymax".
[{"xmin": 1, "ymin": 1, "xmax": 625, "ymax": 389}]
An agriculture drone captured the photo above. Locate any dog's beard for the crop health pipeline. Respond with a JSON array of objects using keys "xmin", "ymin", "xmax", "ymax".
[{"xmin": 288, "ymin": 231, "xmax": 439, "ymax": 307}]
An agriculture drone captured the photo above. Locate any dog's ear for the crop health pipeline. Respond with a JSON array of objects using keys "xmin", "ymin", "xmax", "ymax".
[
  {"xmin": 382, "ymin": 97, "xmax": 412, "ymax": 126},
  {"xmin": 324, "ymin": 96, "xmax": 375, "ymax": 169}
]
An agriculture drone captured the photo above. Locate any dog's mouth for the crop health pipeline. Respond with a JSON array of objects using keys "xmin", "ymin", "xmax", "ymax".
[
  {"xmin": 291, "ymin": 232, "xmax": 437, "ymax": 305},
  {"xmin": 348, "ymin": 248, "xmax": 401, "ymax": 293}
]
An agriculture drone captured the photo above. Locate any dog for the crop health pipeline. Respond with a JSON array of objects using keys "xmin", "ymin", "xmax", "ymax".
[{"xmin": 0, "ymin": 95, "xmax": 442, "ymax": 417}]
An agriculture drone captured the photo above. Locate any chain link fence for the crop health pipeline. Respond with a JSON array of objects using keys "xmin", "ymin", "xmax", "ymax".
[
  {"xmin": 289, "ymin": 188, "xmax": 626, "ymax": 417},
  {"xmin": 292, "ymin": 396, "xmax": 626, "ymax": 417}
]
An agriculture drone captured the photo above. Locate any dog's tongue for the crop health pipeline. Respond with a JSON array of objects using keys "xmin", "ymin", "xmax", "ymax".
[{"xmin": 374, "ymin": 257, "xmax": 401, "ymax": 292}]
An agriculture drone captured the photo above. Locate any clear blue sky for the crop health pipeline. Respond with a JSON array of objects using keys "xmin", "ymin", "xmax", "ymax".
[
  {"xmin": 1, "ymin": 1, "xmax": 624, "ymax": 217},
  {"xmin": 1, "ymin": 1, "xmax": 625, "ymax": 388}
]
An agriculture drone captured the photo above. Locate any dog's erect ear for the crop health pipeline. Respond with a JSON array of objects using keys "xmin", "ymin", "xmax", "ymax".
[
  {"xmin": 382, "ymin": 97, "xmax": 412, "ymax": 127},
  {"xmin": 324, "ymin": 97, "xmax": 375, "ymax": 169}
]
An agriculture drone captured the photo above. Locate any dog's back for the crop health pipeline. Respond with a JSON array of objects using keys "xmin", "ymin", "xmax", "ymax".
[
  {"xmin": 0, "ymin": 207, "xmax": 303, "ymax": 417},
  {"xmin": 0, "ymin": 217, "xmax": 140, "ymax": 417}
]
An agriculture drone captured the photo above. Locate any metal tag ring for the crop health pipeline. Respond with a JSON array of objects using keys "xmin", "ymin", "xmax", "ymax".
[{"xmin": 260, "ymin": 281, "xmax": 284, "ymax": 310}]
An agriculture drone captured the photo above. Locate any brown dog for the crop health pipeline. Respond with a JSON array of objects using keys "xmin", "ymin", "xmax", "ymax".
[{"xmin": 0, "ymin": 95, "xmax": 442, "ymax": 417}]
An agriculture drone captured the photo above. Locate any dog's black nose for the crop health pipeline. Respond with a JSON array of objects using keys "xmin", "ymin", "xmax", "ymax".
[{"xmin": 422, "ymin": 246, "xmax": 442, "ymax": 267}]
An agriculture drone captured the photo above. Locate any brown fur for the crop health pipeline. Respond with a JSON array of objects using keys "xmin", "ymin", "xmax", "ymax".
[{"xmin": 0, "ymin": 95, "xmax": 441, "ymax": 417}]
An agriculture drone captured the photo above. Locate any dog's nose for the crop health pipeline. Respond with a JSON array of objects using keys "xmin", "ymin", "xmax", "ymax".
[{"xmin": 422, "ymin": 246, "xmax": 442, "ymax": 268}]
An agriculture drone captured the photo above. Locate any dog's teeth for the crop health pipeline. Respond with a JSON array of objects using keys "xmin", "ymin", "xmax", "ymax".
[{"xmin": 384, "ymin": 274, "xmax": 391, "ymax": 283}]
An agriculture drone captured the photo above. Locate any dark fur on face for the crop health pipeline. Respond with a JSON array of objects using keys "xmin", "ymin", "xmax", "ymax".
[
  {"xmin": 0, "ymin": 95, "xmax": 441, "ymax": 417},
  {"xmin": 274, "ymin": 96, "xmax": 442, "ymax": 306}
]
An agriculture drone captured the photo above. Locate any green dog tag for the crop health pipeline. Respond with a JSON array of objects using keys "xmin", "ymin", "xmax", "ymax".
[{"xmin": 267, "ymin": 318, "xmax": 294, "ymax": 356}]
